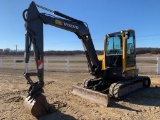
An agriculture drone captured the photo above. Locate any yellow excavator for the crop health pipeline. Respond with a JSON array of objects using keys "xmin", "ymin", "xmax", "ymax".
[{"xmin": 23, "ymin": 1, "xmax": 151, "ymax": 117}]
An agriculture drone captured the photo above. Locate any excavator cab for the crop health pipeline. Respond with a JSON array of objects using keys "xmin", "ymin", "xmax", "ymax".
[{"xmin": 99, "ymin": 29, "xmax": 138, "ymax": 81}]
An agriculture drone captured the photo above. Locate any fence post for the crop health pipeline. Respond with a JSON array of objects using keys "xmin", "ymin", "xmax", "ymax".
[
  {"xmin": 0, "ymin": 59, "xmax": 2, "ymax": 69},
  {"xmin": 157, "ymin": 57, "xmax": 160, "ymax": 75},
  {"xmin": 13, "ymin": 58, "xmax": 16, "ymax": 69},
  {"xmin": 46, "ymin": 58, "xmax": 49, "ymax": 71},
  {"xmin": 66, "ymin": 58, "xmax": 70, "ymax": 72}
]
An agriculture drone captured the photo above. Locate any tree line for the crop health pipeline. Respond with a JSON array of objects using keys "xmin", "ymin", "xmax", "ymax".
[{"xmin": 1, "ymin": 48, "xmax": 160, "ymax": 56}]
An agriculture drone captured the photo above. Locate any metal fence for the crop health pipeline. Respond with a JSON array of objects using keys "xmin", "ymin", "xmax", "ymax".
[
  {"xmin": 136, "ymin": 57, "xmax": 158, "ymax": 74},
  {"xmin": 0, "ymin": 57, "xmax": 159, "ymax": 74}
]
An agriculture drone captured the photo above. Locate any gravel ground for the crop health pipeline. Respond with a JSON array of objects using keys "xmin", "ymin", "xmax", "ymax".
[{"xmin": 0, "ymin": 69, "xmax": 160, "ymax": 120}]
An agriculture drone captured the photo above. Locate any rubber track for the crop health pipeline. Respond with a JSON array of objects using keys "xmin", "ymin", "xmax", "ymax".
[{"xmin": 109, "ymin": 76, "xmax": 150, "ymax": 99}]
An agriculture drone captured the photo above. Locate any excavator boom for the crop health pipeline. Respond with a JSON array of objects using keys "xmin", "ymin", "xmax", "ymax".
[{"xmin": 24, "ymin": 1, "xmax": 101, "ymax": 96}]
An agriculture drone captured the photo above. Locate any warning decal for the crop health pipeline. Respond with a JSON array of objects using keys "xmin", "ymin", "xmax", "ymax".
[{"xmin": 38, "ymin": 60, "xmax": 43, "ymax": 69}]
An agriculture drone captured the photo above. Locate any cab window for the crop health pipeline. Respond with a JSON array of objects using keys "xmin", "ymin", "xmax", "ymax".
[{"xmin": 106, "ymin": 36, "xmax": 122, "ymax": 54}]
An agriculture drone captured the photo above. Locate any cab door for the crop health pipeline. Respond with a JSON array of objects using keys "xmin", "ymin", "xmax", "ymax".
[{"xmin": 125, "ymin": 31, "xmax": 136, "ymax": 69}]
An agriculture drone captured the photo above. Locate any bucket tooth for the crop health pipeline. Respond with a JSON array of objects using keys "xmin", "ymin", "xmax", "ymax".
[
  {"xmin": 24, "ymin": 94, "xmax": 54, "ymax": 118},
  {"xmin": 72, "ymin": 85, "xmax": 110, "ymax": 106}
]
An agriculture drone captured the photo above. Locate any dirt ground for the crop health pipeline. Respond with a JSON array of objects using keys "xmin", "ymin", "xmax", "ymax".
[{"xmin": 0, "ymin": 69, "xmax": 160, "ymax": 120}]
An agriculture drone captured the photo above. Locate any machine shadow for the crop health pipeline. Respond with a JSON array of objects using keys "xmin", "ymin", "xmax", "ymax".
[
  {"xmin": 110, "ymin": 87, "xmax": 160, "ymax": 111},
  {"xmin": 37, "ymin": 101, "xmax": 76, "ymax": 120},
  {"xmin": 37, "ymin": 110, "xmax": 76, "ymax": 120}
]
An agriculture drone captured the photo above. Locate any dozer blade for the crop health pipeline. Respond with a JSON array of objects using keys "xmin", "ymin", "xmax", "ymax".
[
  {"xmin": 72, "ymin": 85, "xmax": 110, "ymax": 106},
  {"xmin": 24, "ymin": 94, "xmax": 54, "ymax": 118}
]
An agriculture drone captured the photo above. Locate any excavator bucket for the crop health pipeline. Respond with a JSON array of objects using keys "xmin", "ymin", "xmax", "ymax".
[
  {"xmin": 72, "ymin": 85, "xmax": 110, "ymax": 106},
  {"xmin": 24, "ymin": 94, "xmax": 54, "ymax": 118}
]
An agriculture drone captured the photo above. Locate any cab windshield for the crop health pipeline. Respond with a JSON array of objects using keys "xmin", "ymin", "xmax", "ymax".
[{"xmin": 106, "ymin": 35, "xmax": 122, "ymax": 54}]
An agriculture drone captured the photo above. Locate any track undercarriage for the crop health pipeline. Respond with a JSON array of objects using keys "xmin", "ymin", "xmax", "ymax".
[
  {"xmin": 72, "ymin": 76, "xmax": 151, "ymax": 105},
  {"xmin": 109, "ymin": 76, "xmax": 151, "ymax": 99}
]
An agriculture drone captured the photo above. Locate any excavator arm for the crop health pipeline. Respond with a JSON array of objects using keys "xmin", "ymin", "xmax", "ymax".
[
  {"xmin": 22, "ymin": 2, "xmax": 122, "ymax": 117},
  {"xmin": 23, "ymin": 2, "xmax": 101, "ymax": 97}
]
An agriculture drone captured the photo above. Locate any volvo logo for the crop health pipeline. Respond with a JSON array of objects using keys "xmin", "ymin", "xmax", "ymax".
[{"xmin": 63, "ymin": 22, "xmax": 79, "ymax": 29}]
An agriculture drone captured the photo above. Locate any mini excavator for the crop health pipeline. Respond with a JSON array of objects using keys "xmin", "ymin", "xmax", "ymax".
[{"xmin": 23, "ymin": 1, "xmax": 151, "ymax": 117}]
